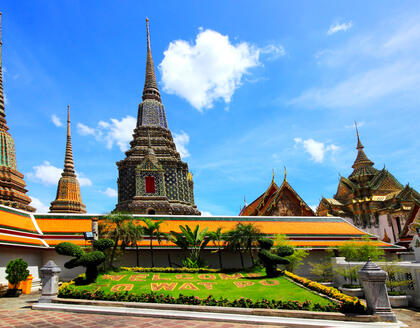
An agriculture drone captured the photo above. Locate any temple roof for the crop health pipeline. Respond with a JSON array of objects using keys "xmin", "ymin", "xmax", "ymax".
[
  {"xmin": 240, "ymin": 172, "xmax": 314, "ymax": 216},
  {"xmin": 0, "ymin": 205, "xmax": 403, "ymax": 250}
]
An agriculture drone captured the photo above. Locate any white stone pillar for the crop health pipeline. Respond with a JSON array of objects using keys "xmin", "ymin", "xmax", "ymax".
[
  {"xmin": 39, "ymin": 260, "xmax": 61, "ymax": 303},
  {"xmin": 358, "ymin": 259, "xmax": 397, "ymax": 322}
]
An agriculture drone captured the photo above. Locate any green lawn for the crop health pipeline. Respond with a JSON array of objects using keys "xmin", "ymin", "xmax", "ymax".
[{"xmin": 70, "ymin": 270, "xmax": 333, "ymax": 306}]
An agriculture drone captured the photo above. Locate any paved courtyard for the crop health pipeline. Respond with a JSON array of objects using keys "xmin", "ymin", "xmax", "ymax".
[{"xmin": 0, "ymin": 292, "xmax": 418, "ymax": 328}]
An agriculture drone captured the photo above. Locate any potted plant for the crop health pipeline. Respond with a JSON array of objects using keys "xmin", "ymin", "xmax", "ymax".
[
  {"xmin": 381, "ymin": 262, "xmax": 412, "ymax": 308},
  {"xmin": 309, "ymin": 260, "xmax": 333, "ymax": 286},
  {"xmin": 5, "ymin": 258, "xmax": 29, "ymax": 297},
  {"xmin": 335, "ymin": 264, "xmax": 363, "ymax": 297}
]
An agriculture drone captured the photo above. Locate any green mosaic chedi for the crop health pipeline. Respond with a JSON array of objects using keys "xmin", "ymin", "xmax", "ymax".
[
  {"xmin": 115, "ymin": 19, "xmax": 200, "ymax": 215},
  {"xmin": 0, "ymin": 13, "xmax": 34, "ymax": 212}
]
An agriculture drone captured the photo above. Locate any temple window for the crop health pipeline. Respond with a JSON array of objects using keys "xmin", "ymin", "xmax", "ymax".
[{"xmin": 145, "ymin": 176, "xmax": 156, "ymax": 193}]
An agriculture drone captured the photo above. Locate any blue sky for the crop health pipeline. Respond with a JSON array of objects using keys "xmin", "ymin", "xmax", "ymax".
[{"xmin": 1, "ymin": 1, "xmax": 419, "ymax": 214}]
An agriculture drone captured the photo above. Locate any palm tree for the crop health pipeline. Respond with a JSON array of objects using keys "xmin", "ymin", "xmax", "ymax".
[
  {"xmin": 225, "ymin": 223, "xmax": 261, "ymax": 269},
  {"xmin": 237, "ymin": 223, "xmax": 262, "ymax": 265},
  {"xmin": 170, "ymin": 225, "xmax": 209, "ymax": 267},
  {"xmin": 142, "ymin": 218, "xmax": 167, "ymax": 267},
  {"xmin": 101, "ymin": 213, "xmax": 132, "ymax": 269},
  {"xmin": 209, "ymin": 227, "xmax": 225, "ymax": 270},
  {"xmin": 225, "ymin": 228, "xmax": 244, "ymax": 269},
  {"xmin": 122, "ymin": 221, "xmax": 144, "ymax": 267}
]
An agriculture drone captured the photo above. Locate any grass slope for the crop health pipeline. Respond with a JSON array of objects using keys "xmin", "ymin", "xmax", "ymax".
[{"xmin": 71, "ymin": 270, "xmax": 333, "ymax": 306}]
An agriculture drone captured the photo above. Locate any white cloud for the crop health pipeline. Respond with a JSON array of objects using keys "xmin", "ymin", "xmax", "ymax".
[
  {"xmin": 327, "ymin": 21, "xmax": 353, "ymax": 35},
  {"xmin": 290, "ymin": 61, "xmax": 420, "ymax": 109},
  {"xmin": 77, "ymin": 123, "xmax": 96, "ymax": 136},
  {"xmin": 260, "ymin": 44, "xmax": 286, "ymax": 61},
  {"xmin": 294, "ymin": 138, "xmax": 339, "ymax": 163},
  {"xmin": 295, "ymin": 15, "xmax": 420, "ymax": 109},
  {"xmin": 160, "ymin": 29, "xmax": 271, "ymax": 111},
  {"xmin": 101, "ymin": 187, "xmax": 117, "ymax": 198},
  {"xmin": 51, "ymin": 114, "xmax": 63, "ymax": 127},
  {"xmin": 77, "ymin": 116, "xmax": 136, "ymax": 152},
  {"xmin": 27, "ymin": 161, "xmax": 62, "ymax": 185},
  {"xmin": 173, "ymin": 130, "xmax": 190, "ymax": 158},
  {"xmin": 78, "ymin": 173, "xmax": 92, "ymax": 187},
  {"xmin": 201, "ymin": 211, "xmax": 213, "ymax": 216},
  {"xmin": 29, "ymin": 196, "xmax": 49, "ymax": 213},
  {"xmin": 27, "ymin": 161, "xmax": 92, "ymax": 187}
]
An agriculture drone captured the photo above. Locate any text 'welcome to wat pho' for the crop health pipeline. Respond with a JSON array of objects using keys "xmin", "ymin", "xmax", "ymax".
[{"xmin": 0, "ymin": 11, "xmax": 419, "ymax": 291}]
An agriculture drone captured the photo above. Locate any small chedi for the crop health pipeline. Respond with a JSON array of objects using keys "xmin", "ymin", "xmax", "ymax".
[
  {"xmin": 115, "ymin": 19, "xmax": 199, "ymax": 215},
  {"xmin": 240, "ymin": 170, "xmax": 314, "ymax": 216},
  {"xmin": 0, "ymin": 13, "xmax": 34, "ymax": 212},
  {"xmin": 317, "ymin": 123, "xmax": 420, "ymax": 244},
  {"xmin": 49, "ymin": 106, "xmax": 86, "ymax": 213}
]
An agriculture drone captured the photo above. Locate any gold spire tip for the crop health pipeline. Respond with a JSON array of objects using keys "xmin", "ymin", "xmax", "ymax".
[
  {"xmin": 272, "ymin": 169, "xmax": 275, "ymax": 182},
  {"xmin": 284, "ymin": 166, "xmax": 287, "ymax": 182}
]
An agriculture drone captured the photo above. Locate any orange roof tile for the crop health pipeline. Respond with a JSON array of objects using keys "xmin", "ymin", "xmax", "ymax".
[{"xmin": 0, "ymin": 207, "xmax": 38, "ymax": 234}]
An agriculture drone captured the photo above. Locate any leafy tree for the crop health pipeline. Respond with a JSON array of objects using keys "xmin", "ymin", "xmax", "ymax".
[
  {"xmin": 6, "ymin": 258, "xmax": 29, "ymax": 289},
  {"xmin": 309, "ymin": 261, "xmax": 333, "ymax": 282},
  {"xmin": 225, "ymin": 226, "xmax": 246, "ymax": 269},
  {"xmin": 122, "ymin": 221, "xmax": 144, "ymax": 267},
  {"xmin": 55, "ymin": 241, "xmax": 112, "ymax": 283},
  {"xmin": 257, "ymin": 238, "xmax": 294, "ymax": 277},
  {"xmin": 274, "ymin": 234, "xmax": 309, "ymax": 272},
  {"xmin": 209, "ymin": 227, "xmax": 226, "ymax": 269},
  {"xmin": 101, "ymin": 213, "xmax": 133, "ymax": 269},
  {"xmin": 334, "ymin": 265, "xmax": 360, "ymax": 288},
  {"xmin": 92, "ymin": 238, "xmax": 114, "ymax": 272},
  {"xmin": 142, "ymin": 218, "xmax": 167, "ymax": 267},
  {"xmin": 337, "ymin": 236, "xmax": 384, "ymax": 262},
  {"xmin": 170, "ymin": 225, "xmax": 209, "ymax": 268},
  {"xmin": 380, "ymin": 261, "xmax": 413, "ymax": 296}
]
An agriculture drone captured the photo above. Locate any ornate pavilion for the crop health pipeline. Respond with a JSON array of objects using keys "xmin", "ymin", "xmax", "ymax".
[
  {"xmin": 115, "ymin": 19, "xmax": 200, "ymax": 215},
  {"xmin": 317, "ymin": 125, "xmax": 420, "ymax": 245},
  {"xmin": 240, "ymin": 171, "xmax": 314, "ymax": 217}
]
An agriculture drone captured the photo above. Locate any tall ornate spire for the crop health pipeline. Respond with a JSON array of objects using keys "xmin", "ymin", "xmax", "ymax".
[
  {"xmin": 0, "ymin": 12, "xmax": 5, "ymax": 120},
  {"xmin": 0, "ymin": 12, "xmax": 34, "ymax": 212},
  {"xmin": 63, "ymin": 105, "xmax": 75, "ymax": 176},
  {"xmin": 349, "ymin": 122, "xmax": 377, "ymax": 180},
  {"xmin": 50, "ymin": 106, "xmax": 86, "ymax": 213},
  {"xmin": 142, "ymin": 18, "xmax": 161, "ymax": 102}
]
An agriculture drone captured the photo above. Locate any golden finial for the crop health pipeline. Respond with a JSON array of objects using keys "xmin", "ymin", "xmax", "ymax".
[
  {"xmin": 146, "ymin": 17, "xmax": 150, "ymax": 49},
  {"xmin": 272, "ymin": 169, "xmax": 275, "ymax": 183},
  {"xmin": 284, "ymin": 166, "xmax": 287, "ymax": 182}
]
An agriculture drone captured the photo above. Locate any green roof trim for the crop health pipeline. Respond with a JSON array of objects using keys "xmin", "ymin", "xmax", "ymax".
[
  {"xmin": 0, "ymin": 224, "xmax": 39, "ymax": 234},
  {"xmin": 0, "ymin": 206, "xmax": 31, "ymax": 218}
]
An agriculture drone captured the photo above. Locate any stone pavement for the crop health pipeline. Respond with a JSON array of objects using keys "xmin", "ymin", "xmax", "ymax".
[{"xmin": 0, "ymin": 292, "xmax": 417, "ymax": 328}]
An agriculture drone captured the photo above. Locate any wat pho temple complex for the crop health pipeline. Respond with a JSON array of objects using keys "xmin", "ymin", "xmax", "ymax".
[{"xmin": 0, "ymin": 14, "xmax": 419, "ymax": 280}]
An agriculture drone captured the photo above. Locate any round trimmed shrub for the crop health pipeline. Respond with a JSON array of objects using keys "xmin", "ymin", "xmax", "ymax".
[
  {"xmin": 6, "ymin": 258, "xmax": 29, "ymax": 288},
  {"xmin": 55, "ymin": 242, "xmax": 84, "ymax": 257},
  {"xmin": 92, "ymin": 238, "xmax": 114, "ymax": 252}
]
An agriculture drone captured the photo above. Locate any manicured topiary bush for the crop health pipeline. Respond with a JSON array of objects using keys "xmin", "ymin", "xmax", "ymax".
[
  {"xmin": 6, "ymin": 258, "xmax": 29, "ymax": 289},
  {"xmin": 258, "ymin": 238, "xmax": 294, "ymax": 277},
  {"xmin": 92, "ymin": 238, "xmax": 114, "ymax": 252},
  {"xmin": 55, "ymin": 240, "xmax": 113, "ymax": 283}
]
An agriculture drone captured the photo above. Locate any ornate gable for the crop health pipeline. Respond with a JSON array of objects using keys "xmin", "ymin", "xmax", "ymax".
[{"xmin": 334, "ymin": 178, "xmax": 353, "ymax": 202}]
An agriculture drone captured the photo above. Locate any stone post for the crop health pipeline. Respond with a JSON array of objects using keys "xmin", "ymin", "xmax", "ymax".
[
  {"xmin": 92, "ymin": 217, "xmax": 99, "ymax": 241},
  {"xmin": 39, "ymin": 260, "xmax": 61, "ymax": 303},
  {"xmin": 358, "ymin": 259, "xmax": 397, "ymax": 322}
]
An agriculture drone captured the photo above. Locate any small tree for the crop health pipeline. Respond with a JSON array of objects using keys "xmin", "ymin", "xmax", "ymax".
[
  {"xmin": 55, "ymin": 241, "xmax": 113, "ymax": 283},
  {"xmin": 92, "ymin": 238, "xmax": 114, "ymax": 272},
  {"xmin": 381, "ymin": 262, "xmax": 413, "ymax": 296},
  {"xmin": 6, "ymin": 258, "xmax": 29, "ymax": 289},
  {"xmin": 334, "ymin": 265, "xmax": 361, "ymax": 288},
  {"xmin": 274, "ymin": 234, "xmax": 309, "ymax": 272},
  {"xmin": 209, "ymin": 227, "xmax": 225, "ymax": 270},
  {"xmin": 309, "ymin": 261, "xmax": 333, "ymax": 282},
  {"xmin": 170, "ymin": 225, "xmax": 209, "ymax": 268},
  {"xmin": 142, "ymin": 218, "xmax": 167, "ymax": 267},
  {"xmin": 257, "ymin": 238, "xmax": 294, "ymax": 277}
]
